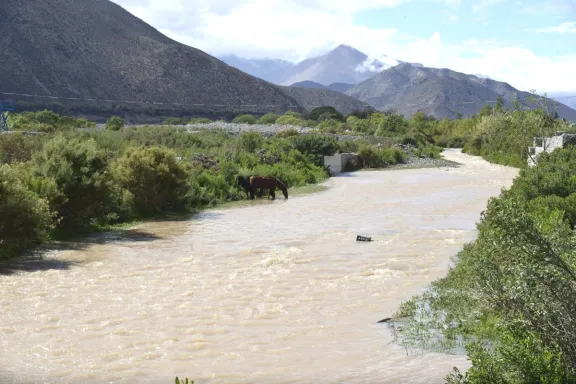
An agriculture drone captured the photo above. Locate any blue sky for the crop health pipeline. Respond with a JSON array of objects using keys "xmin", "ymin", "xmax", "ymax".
[
  {"xmin": 354, "ymin": 0, "xmax": 575, "ymax": 58},
  {"xmin": 115, "ymin": 0, "xmax": 576, "ymax": 93}
]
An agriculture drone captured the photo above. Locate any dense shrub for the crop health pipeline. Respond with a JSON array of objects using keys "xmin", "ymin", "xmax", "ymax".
[
  {"xmin": 33, "ymin": 135, "xmax": 120, "ymax": 229},
  {"xmin": 163, "ymin": 117, "xmax": 189, "ymax": 125},
  {"xmin": 309, "ymin": 106, "xmax": 344, "ymax": 122},
  {"xmin": 0, "ymin": 164, "xmax": 55, "ymax": 258},
  {"xmin": 7, "ymin": 110, "xmax": 94, "ymax": 132},
  {"xmin": 397, "ymin": 147, "xmax": 576, "ymax": 382},
  {"xmin": 232, "ymin": 114, "xmax": 257, "ymax": 125},
  {"xmin": 188, "ymin": 117, "xmax": 212, "ymax": 124},
  {"xmin": 112, "ymin": 146, "xmax": 191, "ymax": 216},
  {"xmin": 290, "ymin": 134, "xmax": 338, "ymax": 164},
  {"xmin": 275, "ymin": 115, "xmax": 302, "ymax": 126},
  {"xmin": 105, "ymin": 116, "xmax": 125, "ymax": 131},
  {"xmin": 276, "ymin": 128, "xmax": 299, "ymax": 138},
  {"xmin": 238, "ymin": 131, "xmax": 265, "ymax": 153},
  {"xmin": 258, "ymin": 113, "xmax": 279, "ymax": 125}
]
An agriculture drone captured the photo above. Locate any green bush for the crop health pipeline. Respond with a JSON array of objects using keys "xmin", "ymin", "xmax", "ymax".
[
  {"xmin": 276, "ymin": 128, "xmax": 299, "ymax": 138},
  {"xmin": 188, "ymin": 117, "xmax": 212, "ymax": 124},
  {"xmin": 105, "ymin": 116, "xmax": 125, "ymax": 131},
  {"xmin": 316, "ymin": 119, "xmax": 343, "ymax": 133},
  {"xmin": 112, "ymin": 146, "xmax": 191, "ymax": 216},
  {"xmin": 0, "ymin": 132, "xmax": 44, "ymax": 164},
  {"xmin": 0, "ymin": 164, "xmax": 55, "ymax": 259},
  {"xmin": 309, "ymin": 106, "xmax": 344, "ymax": 122},
  {"xmin": 291, "ymin": 134, "xmax": 338, "ymax": 164},
  {"xmin": 258, "ymin": 113, "xmax": 279, "ymax": 125},
  {"xmin": 397, "ymin": 146, "xmax": 576, "ymax": 382},
  {"xmin": 163, "ymin": 117, "xmax": 189, "ymax": 125},
  {"xmin": 33, "ymin": 135, "xmax": 120, "ymax": 229},
  {"xmin": 232, "ymin": 114, "xmax": 257, "ymax": 125},
  {"xmin": 275, "ymin": 115, "xmax": 302, "ymax": 126},
  {"xmin": 237, "ymin": 131, "xmax": 264, "ymax": 153}
]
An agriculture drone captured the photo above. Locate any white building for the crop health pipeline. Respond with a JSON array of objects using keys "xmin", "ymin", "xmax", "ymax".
[
  {"xmin": 323, "ymin": 153, "xmax": 359, "ymax": 174},
  {"xmin": 528, "ymin": 132, "xmax": 576, "ymax": 166}
]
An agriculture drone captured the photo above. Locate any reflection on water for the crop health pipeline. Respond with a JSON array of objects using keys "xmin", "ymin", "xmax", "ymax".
[{"xmin": 0, "ymin": 150, "xmax": 517, "ymax": 384}]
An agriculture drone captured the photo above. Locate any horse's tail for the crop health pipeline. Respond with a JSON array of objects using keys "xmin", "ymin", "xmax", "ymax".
[{"xmin": 276, "ymin": 178, "xmax": 288, "ymax": 199}]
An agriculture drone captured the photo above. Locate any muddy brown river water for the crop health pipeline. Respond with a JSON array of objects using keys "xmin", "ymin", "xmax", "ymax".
[{"xmin": 0, "ymin": 150, "xmax": 518, "ymax": 384}]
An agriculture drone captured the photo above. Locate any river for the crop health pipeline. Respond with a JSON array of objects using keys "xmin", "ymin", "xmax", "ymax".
[{"xmin": 0, "ymin": 149, "xmax": 518, "ymax": 384}]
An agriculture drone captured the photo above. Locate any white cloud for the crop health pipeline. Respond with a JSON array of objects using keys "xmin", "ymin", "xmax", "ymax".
[
  {"xmin": 112, "ymin": 0, "xmax": 576, "ymax": 93},
  {"xmin": 535, "ymin": 21, "xmax": 576, "ymax": 33}
]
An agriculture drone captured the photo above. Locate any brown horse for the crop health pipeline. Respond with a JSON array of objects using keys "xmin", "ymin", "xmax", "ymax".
[{"xmin": 250, "ymin": 176, "xmax": 288, "ymax": 200}]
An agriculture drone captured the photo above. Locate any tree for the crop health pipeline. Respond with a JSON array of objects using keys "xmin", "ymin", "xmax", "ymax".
[
  {"xmin": 112, "ymin": 146, "xmax": 191, "ymax": 215},
  {"xmin": 33, "ymin": 135, "xmax": 119, "ymax": 228},
  {"xmin": 0, "ymin": 164, "xmax": 55, "ymax": 258},
  {"xmin": 309, "ymin": 106, "xmax": 344, "ymax": 122},
  {"xmin": 106, "ymin": 116, "xmax": 125, "ymax": 131}
]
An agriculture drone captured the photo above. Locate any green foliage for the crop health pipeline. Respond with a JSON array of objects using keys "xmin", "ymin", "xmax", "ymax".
[
  {"xmin": 276, "ymin": 128, "xmax": 299, "ymax": 138},
  {"xmin": 316, "ymin": 119, "xmax": 343, "ymax": 133},
  {"xmin": 163, "ymin": 117, "xmax": 189, "ymax": 125},
  {"xmin": 309, "ymin": 106, "xmax": 344, "ymax": 122},
  {"xmin": 232, "ymin": 114, "xmax": 257, "ymax": 125},
  {"xmin": 0, "ymin": 132, "xmax": 45, "ymax": 164},
  {"xmin": 290, "ymin": 134, "xmax": 338, "ymax": 164},
  {"xmin": 105, "ymin": 116, "xmax": 125, "ymax": 131},
  {"xmin": 238, "ymin": 131, "xmax": 265, "ymax": 153},
  {"xmin": 397, "ymin": 147, "xmax": 576, "ymax": 383},
  {"xmin": 275, "ymin": 115, "xmax": 302, "ymax": 126},
  {"xmin": 7, "ymin": 110, "xmax": 94, "ymax": 132},
  {"xmin": 188, "ymin": 117, "xmax": 212, "ymax": 124},
  {"xmin": 357, "ymin": 146, "xmax": 406, "ymax": 168},
  {"xmin": 258, "ymin": 113, "xmax": 279, "ymax": 125},
  {"xmin": 33, "ymin": 135, "xmax": 121, "ymax": 229},
  {"xmin": 0, "ymin": 164, "xmax": 55, "ymax": 259},
  {"xmin": 112, "ymin": 147, "xmax": 191, "ymax": 216}
]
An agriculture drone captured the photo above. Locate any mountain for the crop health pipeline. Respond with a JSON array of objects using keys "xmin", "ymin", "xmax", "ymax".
[
  {"xmin": 0, "ymin": 0, "xmax": 366, "ymax": 120},
  {"xmin": 327, "ymin": 83, "xmax": 356, "ymax": 93},
  {"xmin": 550, "ymin": 93, "xmax": 576, "ymax": 110},
  {"xmin": 221, "ymin": 45, "xmax": 399, "ymax": 87},
  {"xmin": 345, "ymin": 63, "xmax": 576, "ymax": 121},
  {"xmin": 279, "ymin": 45, "xmax": 393, "ymax": 86},
  {"xmin": 290, "ymin": 81, "xmax": 327, "ymax": 89},
  {"xmin": 218, "ymin": 55, "xmax": 294, "ymax": 84}
]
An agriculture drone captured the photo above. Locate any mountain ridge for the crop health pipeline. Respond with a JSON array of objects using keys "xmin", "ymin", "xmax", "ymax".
[
  {"xmin": 345, "ymin": 63, "xmax": 576, "ymax": 121},
  {"xmin": 0, "ymin": 0, "xmax": 367, "ymax": 119}
]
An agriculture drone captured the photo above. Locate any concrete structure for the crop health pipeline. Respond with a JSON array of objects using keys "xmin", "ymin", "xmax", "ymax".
[
  {"xmin": 323, "ymin": 153, "xmax": 359, "ymax": 174},
  {"xmin": 528, "ymin": 131, "xmax": 576, "ymax": 166}
]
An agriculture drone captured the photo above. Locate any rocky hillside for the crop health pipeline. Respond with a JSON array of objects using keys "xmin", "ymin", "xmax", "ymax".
[
  {"xmin": 345, "ymin": 63, "xmax": 576, "ymax": 121},
  {"xmin": 0, "ymin": 0, "xmax": 364, "ymax": 118},
  {"xmin": 281, "ymin": 86, "xmax": 369, "ymax": 114}
]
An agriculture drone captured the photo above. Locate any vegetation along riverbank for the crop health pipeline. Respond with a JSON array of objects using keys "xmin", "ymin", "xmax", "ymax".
[{"xmin": 389, "ymin": 106, "xmax": 576, "ymax": 381}]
